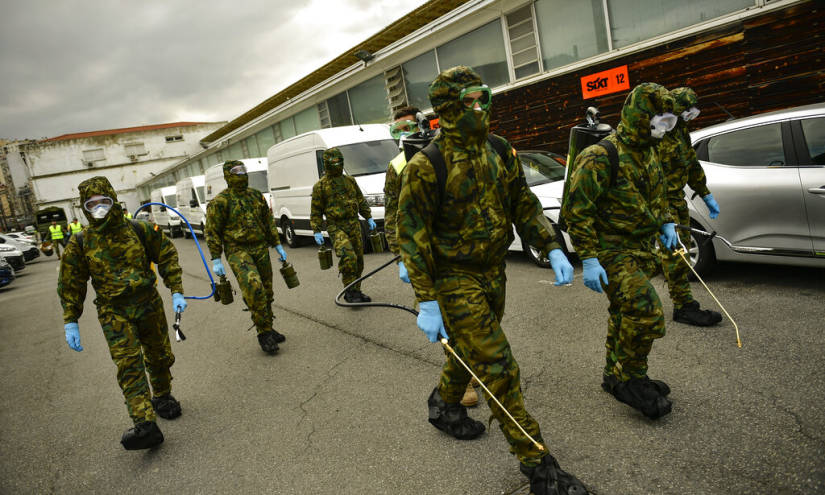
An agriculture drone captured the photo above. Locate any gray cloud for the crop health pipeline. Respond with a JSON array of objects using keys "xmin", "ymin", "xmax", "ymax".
[{"xmin": 0, "ymin": 0, "xmax": 427, "ymax": 140}]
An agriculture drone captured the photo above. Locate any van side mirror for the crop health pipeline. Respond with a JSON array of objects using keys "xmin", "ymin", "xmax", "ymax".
[
  {"xmin": 189, "ymin": 199, "xmax": 199, "ymax": 207},
  {"xmin": 159, "ymin": 206, "xmax": 167, "ymax": 212}
]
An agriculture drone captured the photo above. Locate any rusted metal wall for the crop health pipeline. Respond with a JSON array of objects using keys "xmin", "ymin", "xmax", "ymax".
[{"xmin": 491, "ymin": 2, "xmax": 824, "ymax": 153}]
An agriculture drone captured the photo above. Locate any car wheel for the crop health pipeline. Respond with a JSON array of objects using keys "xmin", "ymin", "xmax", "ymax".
[
  {"xmin": 281, "ymin": 218, "xmax": 300, "ymax": 248},
  {"xmin": 522, "ymin": 242, "xmax": 552, "ymax": 268},
  {"xmin": 183, "ymin": 227, "xmax": 190, "ymax": 239},
  {"xmin": 688, "ymin": 221, "xmax": 715, "ymax": 278}
]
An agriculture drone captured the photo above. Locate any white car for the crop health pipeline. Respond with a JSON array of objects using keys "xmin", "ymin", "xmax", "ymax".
[{"xmin": 5, "ymin": 232, "xmax": 36, "ymax": 245}]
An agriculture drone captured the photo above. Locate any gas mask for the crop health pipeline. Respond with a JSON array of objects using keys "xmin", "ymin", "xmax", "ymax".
[
  {"xmin": 84, "ymin": 195, "xmax": 114, "ymax": 219},
  {"xmin": 650, "ymin": 113, "xmax": 678, "ymax": 139},
  {"xmin": 454, "ymin": 85, "xmax": 492, "ymax": 138},
  {"xmin": 681, "ymin": 106, "xmax": 700, "ymax": 122}
]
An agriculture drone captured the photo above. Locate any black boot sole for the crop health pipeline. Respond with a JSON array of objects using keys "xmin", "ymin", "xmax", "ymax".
[{"xmin": 428, "ymin": 417, "xmax": 486, "ymax": 440}]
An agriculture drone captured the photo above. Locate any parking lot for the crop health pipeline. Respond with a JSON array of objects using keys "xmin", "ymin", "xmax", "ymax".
[{"xmin": 1, "ymin": 240, "xmax": 823, "ymax": 494}]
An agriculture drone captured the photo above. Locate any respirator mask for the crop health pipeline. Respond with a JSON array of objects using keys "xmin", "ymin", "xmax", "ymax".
[{"xmin": 650, "ymin": 113, "xmax": 678, "ymax": 139}]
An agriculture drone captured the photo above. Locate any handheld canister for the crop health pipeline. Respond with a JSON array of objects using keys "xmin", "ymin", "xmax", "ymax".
[
  {"xmin": 369, "ymin": 230, "xmax": 386, "ymax": 254},
  {"xmin": 280, "ymin": 260, "xmax": 300, "ymax": 289},
  {"xmin": 216, "ymin": 275, "xmax": 234, "ymax": 305},
  {"xmin": 318, "ymin": 245, "xmax": 333, "ymax": 270}
]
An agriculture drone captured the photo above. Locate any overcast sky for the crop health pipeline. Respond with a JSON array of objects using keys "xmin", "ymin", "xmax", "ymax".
[{"xmin": 0, "ymin": 0, "xmax": 429, "ymax": 140}]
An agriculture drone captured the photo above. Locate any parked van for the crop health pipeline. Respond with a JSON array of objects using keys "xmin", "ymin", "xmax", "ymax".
[
  {"xmin": 205, "ymin": 157, "xmax": 270, "ymax": 208},
  {"xmin": 150, "ymin": 186, "xmax": 182, "ymax": 237},
  {"xmin": 267, "ymin": 124, "xmax": 397, "ymax": 247},
  {"xmin": 175, "ymin": 175, "xmax": 206, "ymax": 237}
]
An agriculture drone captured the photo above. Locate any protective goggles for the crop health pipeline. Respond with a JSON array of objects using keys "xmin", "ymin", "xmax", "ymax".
[
  {"xmin": 229, "ymin": 164, "xmax": 247, "ymax": 175},
  {"xmin": 681, "ymin": 106, "xmax": 700, "ymax": 121},
  {"xmin": 389, "ymin": 119, "xmax": 419, "ymax": 139},
  {"xmin": 83, "ymin": 195, "xmax": 114, "ymax": 212},
  {"xmin": 459, "ymin": 85, "xmax": 492, "ymax": 110}
]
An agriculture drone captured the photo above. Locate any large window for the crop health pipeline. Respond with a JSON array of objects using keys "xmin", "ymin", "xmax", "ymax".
[
  {"xmin": 607, "ymin": 0, "xmax": 753, "ymax": 48},
  {"xmin": 437, "ymin": 20, "xmax": 509, "ymax": 89},
  {"xmin": 506, "ymin": 5, "xmax": 540, "ymax": 79},
  {"xmin": 535, "ymin": 0, "xmax": 608, "ymax": 71},
  {"xmin": 327, "ymin": 92, "xmax": 352, "ymax": 127},
  {"xmin": 403, "ymin": 50, "xmax": 440, "ymax": 111},
  {"xmin": 707, "ymin": 123, "xmax": 786, "ymax": 167},
  {"xmin": 348, "ymin": 74, "xmax": 390, "ymax": 124},
  {"xmin": 294, "ymin": 106, "xmax": 321, "ymax": 134},
  {"xmin": 256, "ymin": 127, "xmax": 276, "ymax": 154},
  {"xmin": 280, "ymin": 117, "xmax": 297, "ymax": 140},
  {"xmin": 82, "ymin": 148, "xmax": 105, "ymax": 162},
  {"xmin": 338, "ymin": 140, "xmax": 400, "ymax": 176},
  {"xmin": 245, "ymin": 135, "xmax": 260, "ymax": 157},
  {"xmin": 800, "ymin": 117, "xmax": 825, "ymax": 165}
]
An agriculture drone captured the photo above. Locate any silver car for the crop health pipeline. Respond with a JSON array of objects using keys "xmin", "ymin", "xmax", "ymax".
[{"xmin": 686, "ymin": 102, "xmax": 825, "ymax": 274}]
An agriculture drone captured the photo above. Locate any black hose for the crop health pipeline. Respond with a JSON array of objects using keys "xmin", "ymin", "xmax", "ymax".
[{"xmin": 334, "ymin": 254, "xmax": 419, "ymax": 316}]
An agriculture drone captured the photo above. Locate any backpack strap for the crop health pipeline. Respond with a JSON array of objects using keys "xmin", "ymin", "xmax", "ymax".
[
  {"xmin": 486, "ymin": 134, "xmax": 511, "ymax": 165},
  {"xmin": 596, "ymin": 139, "xmax": 619, "ymax": 188},
  {"xmin": 421, "ymin": 140, "xmax": 447, "ymax": 208}
]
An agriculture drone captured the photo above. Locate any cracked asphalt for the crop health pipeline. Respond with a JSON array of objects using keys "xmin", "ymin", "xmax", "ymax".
[{"xmin": 1, "ymin": 239, "xmax": 823, "ymax": 494}]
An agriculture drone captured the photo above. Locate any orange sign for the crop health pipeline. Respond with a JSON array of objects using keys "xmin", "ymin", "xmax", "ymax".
[{"xmin": 580, "ymin": 65, "xmax": 630, "ymax": 99}]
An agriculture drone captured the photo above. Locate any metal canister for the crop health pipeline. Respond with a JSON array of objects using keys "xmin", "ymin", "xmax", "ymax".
[
  {"xmin": 280, "ymin": 260, "xmax": 300, "ymax": 289},
  {"xmin": 215, "ymin": 275, "xmax": 234, "ymax": 305},
  {"xmin": 318, "ymin": 245, "xmax": 333, "ymax": 270},
  {"xmin": 369, "ymin": 231, "xmax": 385, "ymax": 254}
]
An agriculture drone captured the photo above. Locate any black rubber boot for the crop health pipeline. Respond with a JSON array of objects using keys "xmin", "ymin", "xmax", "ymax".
[
  {"xmin": 520, "ymin": 454, "xmax": 589, "ymax": 495},
  {"xmin": 151, "ymin": 393, "xmax": 182, "ymax": 419},
  {"xmin": 673, "ymin": 301, "xmax": 722, "ymax": 326},
  {"xmin": 427, "ymin": 387, "xmax": 485, "ymax": 440},
  {"xmin": 257, "ymin": 331, "xmax": 279, "ymax": 354},
  {"xmin": 271, "ymin": 330, "xmax": 286, "ymax": 343},
  {"xmin": 355, "ymin": 290, "xmax": 371, "ymax": 303},
  {"xmin": 602, "ymin": 374, "xmax": 670, "ymax": 396},
  {"xmin": 610, "ymin": 377, "xmax": 672, "ymax": 419},
  {"xmin": 120, "ymin": 421, "xmax": 164, "ymax": 450},
  {"xmin": 343, "ymin": 289, "xmax": 360, "ymax": 303}
]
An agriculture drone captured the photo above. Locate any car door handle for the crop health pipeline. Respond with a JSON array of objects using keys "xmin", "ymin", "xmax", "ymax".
[{"xmin": 807, "ymin": 186, "xmax": 825, "ymax": 195}]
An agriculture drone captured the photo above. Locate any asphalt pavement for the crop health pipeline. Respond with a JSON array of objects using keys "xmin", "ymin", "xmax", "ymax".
[{"xmin": 1, "ymin": 238, "xmax": 823, "ymax": 494}]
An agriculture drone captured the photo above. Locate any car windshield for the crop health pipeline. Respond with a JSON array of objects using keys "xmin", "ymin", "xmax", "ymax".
[
  {"xmin": 520, "ymin": 152, "xmax": 566, "ymax": 186},
  {"xmin": 248, "ymin": 171, "xmax": 268, "ymax": 193},
  {"xmin": 337, "ymin": 140, "xmax": 399, "ymax": 177}
]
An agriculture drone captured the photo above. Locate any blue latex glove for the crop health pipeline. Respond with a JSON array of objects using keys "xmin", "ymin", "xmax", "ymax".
[
  {"xmin": 64, "ymin": 322, "xmax": 83, "ymax": 352},
  {"xmin": 398, "ymin": 261, "xmax": 410, "ymax": 283},
  {"xmin": 548, "ymin": 248, "xmax": 573, "ymax": 286},
  {"xmin": 212, "ymin": 258, "xmax": 225, "ymax": 277},
  {"xmin": 172, "ymin": 292, "xmax": 187, "ymax": 313},
  {"xmin": 367, "ymin": 218, "xmax": 377, "ymax": 231},
  {"xmin": 660, "ymin": 222, "xmax": 678, "ymax": 251},
  {"xmin": 703, "ymin": 193, "xmax": 720, "ymax": 219},
  {"xmin": 417, "ymin": 301, "xmax": 448, "ymax": 343},
  {"xmin": 275, "ymin": 244, "xmax": 287, "ymax": 261},
  {"xmin": 314, "ymin": 232, "xmax": 324, "ymax": 245},
  {"xmin": 582, "ymin": 257, "xmax": 609, "ymax": 293}
]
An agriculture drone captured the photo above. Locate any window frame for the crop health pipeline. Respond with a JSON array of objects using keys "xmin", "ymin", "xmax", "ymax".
[
  {"xmin": 790, "ymin": 116, "xmax": 825, "ymax": 167},
  {"xmin": 702, "ymin": 120, "xmax": 796, "ymax": 168}
]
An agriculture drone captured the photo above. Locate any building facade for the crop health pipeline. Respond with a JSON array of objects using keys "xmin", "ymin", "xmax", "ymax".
[
  {"xmin": 22, "ymin": 122, "xmax": 224, "ymax": 223},
  {"xmin": 137, "ymin": 0, "xmax": 821, "ymax": 197},
  {"xmin": 0, "ymin": 141, "xmax": 37, "ymax": 231}
]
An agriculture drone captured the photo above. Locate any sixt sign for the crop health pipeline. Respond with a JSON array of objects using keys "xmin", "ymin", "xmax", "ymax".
[{"xmin": 580, "ymin": 65, "xmax": 630, "ymax": 99}]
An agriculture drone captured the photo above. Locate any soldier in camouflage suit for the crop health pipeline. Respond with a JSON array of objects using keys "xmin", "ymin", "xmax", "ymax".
[
  {"xmin": 657, "ymin": 87, "xmax": 722, "ymax": 326},
  {"xmin": 561, "ymin": 83, "xmax": 680, "ymax": 420},
  {"xmin": 397, "ymin": 66, "xmax": 585, "ymax": 495},
  {"xmin": 311, "ymin": 148, "xmax": 376, "ymax": 303},
  {"xmin": 58, "ymin": 176, "xmax": 186, "ymax": 450},
  {"xmin": 206, "ymin": 160, "xmax": 287, "ymax": 354}
]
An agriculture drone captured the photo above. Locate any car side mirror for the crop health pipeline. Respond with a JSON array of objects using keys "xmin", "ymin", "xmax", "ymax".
[
  {"xmin": 189, "ymin": 199, "xmax": 198, "ymax": 207},
  {"xmin": 159, "ymin": 206, "xmax": 167, "ymax": 212}
]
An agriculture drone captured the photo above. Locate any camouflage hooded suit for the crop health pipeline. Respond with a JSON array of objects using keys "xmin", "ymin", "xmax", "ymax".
[
  {"xmin": 656, "ymin": 87, "xmax": 711, "ymax": 307},
  {"xmin": 310, "ymin": 148, "xmax": 373, "ymax": 291},
  {"xmin": 397, "ymin": 66, "xmax": 563, "ymax": 467},
  {"xmin": 206, "ymin": 160, "xmax": 282, "ymax": 336},
  {"xmin": 561, "ymin": 83, "xmax": 675, "ymax": 382},
  {"xmin": 57, "ymin": 176, "xmax": 183, "ymax": 425}
]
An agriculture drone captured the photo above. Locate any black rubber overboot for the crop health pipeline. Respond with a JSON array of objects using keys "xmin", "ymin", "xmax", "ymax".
[
  {"xmin": 602, "ymin": 374, "xmax": 670, "ymax": 396},
  {"xmin": 343, "ymin": 289, "xmax": 360, "ymax": 303},
  {"xmin": 271, "ymin": 329, "xmax": 286, "ymax": 343},
  {"xmin": 120, "ymin": 421, "xmax": 164, "ymax": 450},
  {"xmin": 355, "ymin": 290, "xmax": 371, "ymax": 302},
  {"xmin": 257, "ymin": 331, "xmax": 280, "ymax": 354},
  {"xmin": 611, "ymin": 377, "xmax": 672, "ymax": 419},
  {"xmin": 520, "ymin": 454, "xmax": 589, "ymax": 495},
  {"xmin": 673, "ymin": 301, "xmax": 722, "ymax": 326},
  {"xmin": 151, "ymin": 393, "xmax": 182, "ymax": 420},
  {"xmin": 427, "ymin": 387, "xmax": 485, "ymax": 440}
]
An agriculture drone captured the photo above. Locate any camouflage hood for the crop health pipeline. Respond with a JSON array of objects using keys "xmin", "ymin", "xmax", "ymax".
[
  {"xmin": 428, "ymin": 66, "xmax": 489, "ymax": 149},
  {"xmin": 223, "ymin": 160, "xmax": 248, "ymax": 191},
  {"xmin": 616, "ymin": 82, "xmax": 675, "ymax": 149},
  {"xmin": 671, "ymin": 86, "xmax": 698, "ymax": 132},
  {"xmin": 77, "ymin": 176, "xmax": 123, "ymax": 229},
  {"xmin": 323, "ymin": 148, "xmax": 344, "ymax": 177}
]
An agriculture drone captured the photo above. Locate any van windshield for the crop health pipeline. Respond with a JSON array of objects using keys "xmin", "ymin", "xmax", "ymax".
[
  {"xmin": 163, "ymin": 195, "xmax": 176, "ymax": 207},
  {"xmin": 338, "ymin": 140, "xmax": 399, "ymax": 177},
  {"xmin": 197, "ymin": 186, "xmax": 205, "ymax": 202},
  {"xmin": 248, "ymin": 171, "xmax": 268, "ymax": 193}
]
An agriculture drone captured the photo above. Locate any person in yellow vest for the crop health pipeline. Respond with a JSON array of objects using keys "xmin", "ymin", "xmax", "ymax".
[
  {"xmin": 68, "ymin": 218, "xmax": 83, "ymax": 237},
  {"xmin": 48, "ymin": 220, "xmax": 65, "ymax": 259},
  {"xmin": 124, "ymin": 208, "xmax": 132, "ymax": 219},
  {"xmin": 384, "ymin": 106, "xmax": 480, "ymax": 407}
]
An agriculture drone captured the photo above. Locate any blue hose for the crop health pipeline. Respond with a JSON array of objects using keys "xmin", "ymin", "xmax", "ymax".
[{"xmin": 135, "ymin": 202, "xmax": 215, "ymax": 300}]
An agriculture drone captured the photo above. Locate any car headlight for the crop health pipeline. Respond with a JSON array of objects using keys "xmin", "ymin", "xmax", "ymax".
[
  {"xmin": 0, "ymin": 246, "xmax": 14, "ymax": 252},
  {"xmin": 365, "ymin": 194, "xmax": 385, "ymax": 207}
]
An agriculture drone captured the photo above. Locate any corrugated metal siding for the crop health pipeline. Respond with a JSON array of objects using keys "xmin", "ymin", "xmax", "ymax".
[{"xmin": 491, "ymin": 2, "xmax": 824, "ymax": 153}]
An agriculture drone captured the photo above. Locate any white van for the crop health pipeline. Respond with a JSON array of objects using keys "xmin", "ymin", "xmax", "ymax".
[
  {"xmin": 267, "ymin": 124, "xmax": 397, "ymax": 247},
  {"xmin": 150, "ymin": 186, "xmax": 182, "ymax": 237},
  {"xmin": 175, "ymin": 175, "xmax": 206, "ymax": 237},
  {"xmin": 205, "ymin": 157, "xmax": 270, "ymax": 208}
]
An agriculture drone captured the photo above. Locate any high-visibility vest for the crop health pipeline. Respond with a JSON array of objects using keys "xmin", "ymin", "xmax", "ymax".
[
  {"xmin": 124, "ymin": 212, "xmax": 132, "ymax": 219},
  {"xmin": 390, "ymin": 151, "xmax": 407, "ymax": 175},
  {"xmin": 49, "ymin": 224, "xmax": 64, "ymax": 240},
  {"xmin": 69, "ymin": 222, "xmax": 83, "ymax": 234}
]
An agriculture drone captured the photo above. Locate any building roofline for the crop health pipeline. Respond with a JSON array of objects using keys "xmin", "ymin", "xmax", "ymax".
[{"xmin": 42, "ymin": 121, "xmax": 224, "ymax": 143}]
